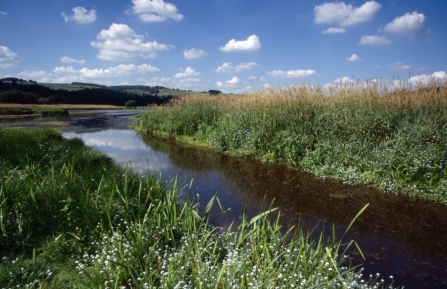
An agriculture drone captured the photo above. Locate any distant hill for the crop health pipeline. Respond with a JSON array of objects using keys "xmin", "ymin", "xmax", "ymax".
[
  {"xmin": 0, "ymin": 81, "xmax": 195, "ymax": 106},
  {"xmin": 0, "ymin": 77, "xmax": 29, "ymax": 83}
]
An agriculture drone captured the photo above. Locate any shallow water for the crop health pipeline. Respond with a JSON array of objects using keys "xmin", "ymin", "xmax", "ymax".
[{"xmin": 2, "ymin": 110, "xmax": 447, "ymax": 288}]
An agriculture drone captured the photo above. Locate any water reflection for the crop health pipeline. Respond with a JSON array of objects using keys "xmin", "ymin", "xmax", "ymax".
[{"xmin": 63, "ymin": 127, "xmax": 447, "ymax": 288}]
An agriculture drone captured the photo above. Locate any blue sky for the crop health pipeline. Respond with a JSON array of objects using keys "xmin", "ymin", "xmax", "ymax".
[{"xmin": 0, "ymin": 0, "xmax": 446, "ymax": 92}]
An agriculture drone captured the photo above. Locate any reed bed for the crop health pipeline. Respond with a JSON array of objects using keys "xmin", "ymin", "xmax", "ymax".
[
  {"xmin": 137, "ymin": 80, "xmax": 447, "ymax": 204},
  {"xmin": 0, "ymin": 127, "xmax": 395, "ymax": 288}
]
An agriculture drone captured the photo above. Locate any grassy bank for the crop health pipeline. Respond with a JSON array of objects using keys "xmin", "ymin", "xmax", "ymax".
[
  {"xmin": 136, "ymin": 81, "xmax": 447, "ymax": 204},
  {"xmin": 0, "ymin": 107, "xmax": 69, "ymax": 117},
  {"xmin": 0, "ymin": 127, "xmax": 393, "ymax": 288},
  {"xmin": 0, "ymin": 104, "xmax": 127, "ymax": 110}
]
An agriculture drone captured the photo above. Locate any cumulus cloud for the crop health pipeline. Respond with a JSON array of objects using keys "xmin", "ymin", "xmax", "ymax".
[
  {"xmin": 61, "ymin": 7, "xmax": 96, "ymax": 24},
  {"xmin": 267, "ymin": 69, "xmax": 316, "ymax": 78},
  {"xmin": 215, "ymin": 62, "xmax": 258, "ymax": 73},
  {"xmin": 384, "ymin": 12, "xmax": 427, "ymax": 37},
  {"xmin": 347, "ymin": 54, "xmax": 363, "ymax": 62},
  {"xmin": 130, "ymin": 0, "xmax": 183, "ymax": 22},
  {"xmin": 144, "ymin": 76, "xmax": 172, "ymax": 86},
  {"xmin": 174, "ymin": 67, "xmax": 200, "ymax": 78},
  {"xmin": 53, "ymin": 63, "xmax": 160, "ymax": 81},
  {"xmin": 137, "ymin": 63, "xmax": 160, "ymax": 73},
  {"xmin": 0, "ymin": 46, "xmax": 19, "ymax": 69},
  {"xmin": 183, "ymin": 48, "xmax": 207, "ymax": 59},
  {"xmin": 408, "ymin": 71, "xmax": 447, "ymax": 86},
  {"xmin": 17, "ymin": 70, "xmax": 49, "ymax": 79},
  {"xmin": 220, "ymin": 35, "xmax": 261, "ymax": 52},
  {"xmin": 176, "ymin": 78, "xmax": 201, "ymax": 88},
  {"xmin": 314, "ymin": 1, "xmax": 381, "ymax": 27},
  {"xmin": 387, "ymin": 62, "xmax": 411, "ymax": 70},
  {"xmin": 359, "ymin": 35, "xmax": 391, "ymax": 46},
  {"xmin": 61, "ymin": 56, "xmax": 85, "ymax": 64},
  {"xmin": 334, "ymin": 76, "xmax": 354, "ymax": 83},
  {"xmin": 248, "ymin": 76, "xmax": 267, "ymax": 82},
  {"xmin": 216, "ymin": 76, "xmax": 242, "ymax": 88},
  {"xmin": 322, "ymin": 27, "xmax": 346, "ymax": 34},
  {"xmin": 90, "ymin": 23, "xmax": 171, "ymax": 61}
]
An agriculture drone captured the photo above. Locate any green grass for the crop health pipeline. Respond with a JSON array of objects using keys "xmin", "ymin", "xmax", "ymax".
[
  {"xmin": 136, "ymin": 81, "xmax": 447, "ymax": 204},
  {"xmin": 0, "ymin": 127, "xmax": 396, "ymax": 288},
  {"xmin": 0, "ymin": 108, "xmax": 68, "ymax": 117}
]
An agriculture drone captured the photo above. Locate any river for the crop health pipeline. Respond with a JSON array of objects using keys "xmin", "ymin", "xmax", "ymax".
[{"xmin": 2, "ymin": 109, "xmax": 446, "ymax": 288}]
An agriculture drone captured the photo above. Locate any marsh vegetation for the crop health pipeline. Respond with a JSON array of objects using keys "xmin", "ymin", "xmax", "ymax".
[{"xmin": 137, "ymin": 81, "xmax": 447, "ymax": 204}]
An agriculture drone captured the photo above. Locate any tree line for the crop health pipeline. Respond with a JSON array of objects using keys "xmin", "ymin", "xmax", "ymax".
[{"xmin": 0, "ymin": 80, "xmax": 172, "ymax": 106}]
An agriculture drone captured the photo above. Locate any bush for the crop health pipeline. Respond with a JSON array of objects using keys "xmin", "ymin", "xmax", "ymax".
[{"xmin": 125, "ymin": 99, "xmax": 137, "ymax": 109}]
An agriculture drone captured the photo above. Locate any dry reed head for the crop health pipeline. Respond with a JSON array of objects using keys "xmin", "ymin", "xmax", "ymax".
[{"xmin": 166, "ymin": 79, "xmax": 447, "ymax": 111}]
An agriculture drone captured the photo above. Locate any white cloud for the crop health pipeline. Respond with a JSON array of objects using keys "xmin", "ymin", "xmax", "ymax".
[
  {"xmin": 375, "ymin": 65, "xmax": 382, "ymax": 69},
  {"xmin": 416, "ymin": 67, "xmax": 426, "ymax": 71},
  {"xmin": 347, "ymin": 54, "xmax": 363, "ymax": 62},
  {"xmin": 0, "ymin": 63, "xmax": 14, "ymax": 69},
  {"xmin": 130, "ymin": 0, "xmax": 183, "ymax": 22},
  {"xmin": 267, "ymin": 69, "xmax": 316, "ymax": 78},
  {"xmin": 137, "ymin": 63, "xmax": 160, "ymax": 73},
  {"xmin": 215, "ymin": 62, "xmax": 258, "ymax": 73},
  {"xmin": 53, "ymin": 66, "xmax": 78, "ymax": 74},
  {"xmin": 264, "ymin": 82, "xmax": 271, "ymax": 89},
  {"xmin": 359, "ymin": 35, "xmax": 391, "ymax": 46},
  {"xmin": 387, "ymin": 62, "xmax": 411, "ymax": 70},
  {"xmin": 183, "ymin": 48, "xmax": 207, "ymax": 59},
  {"xmin": 0, "ymin": 10, "xmax": 7, "ymax": 16},
  {"xmin": 0, "ymin": 46, "xmax": 19, "ymax": 69},
  {"xmin": 216, "ymin": 76, "xmax": 242, "ymax": 88},
  {"xmin": 314, "ymin": 1, "xmax": 381, "ymax": 27},
  {"xmin": 176, "ymin": 78, "xmax": 201, "ymax": 88},
  {"xmin": 234, "ymin": 86, "xmax": 254, "ymax": 94},
  {"xmin": 248, "ymin": 76, "xmax": 267, "ymax": 82},
  {"xmin": 61, "ymin": 7, "xmax": 96, "ymax": 24},
  {"xmin": 322, "ymin": 27, "xmax": 346, "ymax": 34},
  {"xmin": 53, "ymin": 64, "xmax": 160, "ymax": 80},
  {"xmin": 17, "ymin": 70, "xmax": 49, "ymax": 79},
  {"xmin": 174, "ymin": 67, "xmax": 200, "ymax": 78},
  {"xmin": 220, "ymin": 35, "xmax": 261, "ymax": 52},
  {"xmin": 90, "ymin": 23, "xmax": 171, "ymax": 61},
  {"xmin": 144, "ymin": 76, "xmax": 172, "ymax": 86},
  {"xmin": 334, "ymin": 76, "xmax": 354, "ymax": 83},
  {"xmin": 408, "ymin": 71, "xmax": 447, "ymax": 86},
  {"xmin": 61, "ymin": 56, "xmax": 85, "ymax": 64},
  {"xmin": 384, "ymin": 12, "xmax": 427, "ymax": 37}
]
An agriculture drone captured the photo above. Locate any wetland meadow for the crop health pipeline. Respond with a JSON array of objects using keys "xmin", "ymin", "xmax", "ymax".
[{"xmin": 1, "ymin": 82, "xmax": 447, "ymax": 288}]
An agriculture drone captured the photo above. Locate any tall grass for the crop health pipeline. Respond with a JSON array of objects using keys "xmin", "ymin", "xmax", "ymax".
[
  {"xmin": 137, "ymin": 80, "xmax": 447, "ymax": 204},
  {"xmin": 0, "ymin": 127, "xmax": 396, "ymax": 288}
]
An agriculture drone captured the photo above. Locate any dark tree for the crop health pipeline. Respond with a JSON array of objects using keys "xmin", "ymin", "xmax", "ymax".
[
  {"xmin": 208, "ymin": 90, "xmax": 221, "ymax": 95},
  {"xmin": 0, "ymin": 89, "xmax": 35, "ymax": 104},
  {"xmin": 125, "ymin": 100, "xmax": 137, "ymax": 109}
]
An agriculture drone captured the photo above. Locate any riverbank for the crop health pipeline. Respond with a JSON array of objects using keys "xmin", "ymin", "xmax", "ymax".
[
  {"xmin": 0, "ymin": 107, "xmax": 69, "ymax": 118},
  {"xmin": 0, "ymin": 103, "xmax": 126, "ymax": 110},
  {"xmin": 0, "ymin": 127, "xmax": 391, "ymax": 288},
  {"xmin": 136, "ymin": 82, "xmax": 447, "ymax": 204}
]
